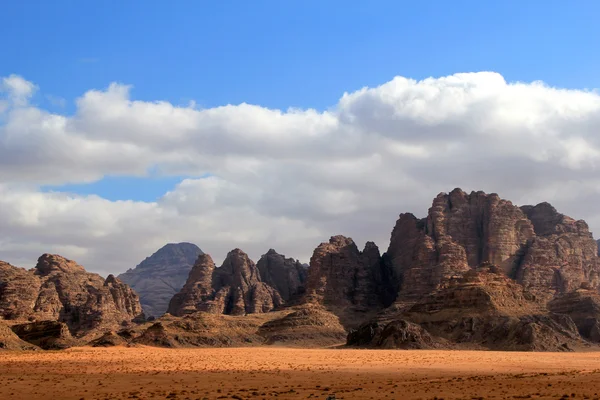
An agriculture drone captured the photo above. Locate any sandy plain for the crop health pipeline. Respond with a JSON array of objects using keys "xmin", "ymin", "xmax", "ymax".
[{"xmin": 2, "ymin": 347, "xmax": 600, "ymax": 399}]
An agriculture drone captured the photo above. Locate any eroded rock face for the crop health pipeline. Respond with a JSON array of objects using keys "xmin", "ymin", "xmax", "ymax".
[
  {"xmin": 516, "ymin": 203, "xmax": 600, "ymax": 299},
  {"xmin": 305, "ymin": 236, "xmax": 391, "ymax": 311},
  {"xmin": 0, "ymin": 321, "xmax": 39, "ymax": 351},
  {"xmin": 257, "ymin": 249, "xmax": 307, "ymax": 302},
  {"xmin": 0, "ymin": 261, "xmax": 40, "ymax": 320},
  {"xmin": 347, "ymin": 319, "xmax": 439, "ymax": 349},
  {"xmin": 168, "ymin": 249, "xmax": 283, "ymax": 316},
  {"xmin": 349, "ymin": 268, "xmax": 583, "ymax": 351},
  {"xmin": 387, "ymin": 189, "xmax": 536, "ymax": 300},
  {"xmin": 118, "ymin": 243, "xmax": 203, "ymax": 317},
  {"xmin": 0, "ymin": 254, "xmax": 144, "ymax": 337},
  {"xmin": 167, "ymin": 254, "xmax": 220, "ymax": 316},
  {"xmin": 549, "ymin": 290, "xmax": 600, "ymax": 342},
  {"xmin": 11, "ymin": 321, "xmax": 74, "ymax": 350},
  {"xmin": 386, "ymin": 189, "xmax": 600, "ymax": 302}
]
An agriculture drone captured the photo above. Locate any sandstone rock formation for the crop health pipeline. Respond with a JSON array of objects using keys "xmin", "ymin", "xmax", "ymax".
[
  {"xmin": 385, "ymin": 189, "xmax": 600, "ymax": 302},
  {"xmin": 118, "ymin": 243, "xmax": 203, "ymax": 317},
  {"xmin": 386, "ymin": 189, "xmax": 536, "ymax": 300},
  {"xmin": 347, "ymin": 319, "xmax": 439, "ymax": 349},
  {"xmin": 0, "ymin": 254, "xmax": 144, "ymax": 338},
  {"xmin": 168, "ymin": 249, "xmax": 283, "ymax": 316},
  {"xmin": 549, "ymin": 290, "xmax": 600, "ymax": 342},
  {"xmin": 167, "ymin": 254, "xmax": 220, "ymax": 315},
  {"xmin": 349, "ymin": 267, "xmax": 583, "ymax": 351},
  {"xmin": 258, "ymin": 304, "xmax": 346, "ymax": 347},
  {"xmin": 517, "ymin": 203, "xmax": 600, "ymax": 299},
  {"xmin": 257, "ymin": 249, "xmax": 307, "ymax": 302},
  {"xmin": 11, "ymin": 321, "xmax": 75, "ymax": 350},
  {"xmin": 0, "ymin": 321, "xmax": 38, "ymax": 351},
  {"xmin": 304, "ymin": 236, "xmax": 392, "ymax": 312}
]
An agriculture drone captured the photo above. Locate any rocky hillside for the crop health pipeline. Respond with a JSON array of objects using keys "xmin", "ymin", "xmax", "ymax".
[
  {"xmin": 168, "ymin": 249, "xmax": 306, "ymax": 316},
  {"xmin": 118, "ymin": 243, "xmax": 203, "ymax": 317},
  {"xmin": 348, "ymin": 189, "xmax": 600, "ymax": 351},
  {"xmin": 0, "ymin": 254, "xmax": 143, "ymax": 341},
  {"xmin": 4, "ymin": 188, "xmax": 600, "ymax": 352}
]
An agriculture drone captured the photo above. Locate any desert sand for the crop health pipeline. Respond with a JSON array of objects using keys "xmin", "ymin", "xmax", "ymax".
[{"xmin": 2, "ymin": 347, "xmax": 600, "ymax": 399}]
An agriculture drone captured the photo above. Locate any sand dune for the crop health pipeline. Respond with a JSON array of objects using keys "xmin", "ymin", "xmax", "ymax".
[{"xmin": 2, "ymin": 347, "xmax": 600, "ymax": 399}]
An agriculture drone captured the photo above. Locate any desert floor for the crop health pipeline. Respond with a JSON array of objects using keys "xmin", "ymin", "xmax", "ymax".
[{"xmin": 2, "ymin": 347, "xmax": 600, "ymax": 399}]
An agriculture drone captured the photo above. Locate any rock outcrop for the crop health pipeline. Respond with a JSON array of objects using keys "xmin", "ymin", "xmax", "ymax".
[
  {"xmin": 0, "ymin": 321, "xmax": 39, "ymax": 351},
  {"xmin": 118, "ymin": 243, "xmax": 203, "ymax": 317},
  {"xmin": 168, "ymin": 249, "xmax": 283, "ymax": 316},
  {"xmin": 0, "ymin": 261, "xmax": 40, "ymax": 320},
  {"xmin": 349, "ymin": 268, "xmax": 584, "ymax": 351},
  {"xmin": 257, "ymin": 249, "xmax": 307, "ymax": 302},
  {"xmin": 385, "ymin": 189, "xmax": 600, "ymax": 302},
  {"xmin": 549, "ymin": 290, "xmax": 600, "ymax": 342},
  {"xmin": 167, "ymin": 254, "xmax": 220, "ymax": 315},
  {"xmin": 11, "ymin": 321, "xmax": 75, "ymax": 350},
  {"xmin": 305, "ymin": 236, "xmax": 391, "ymax": 312},
  {"xmin": 258, "ymin": 304, "xmax": 346, "ymax": 347},
  {"xmin": 0, "ymin": 254, "xmax": 144, "ymax": 338},
  {"xmin": 386, "ymin": 189, "xmax": 536, "ymax": 300},
  {"xmin": 347, "ymin": 319, "xmax": 439, "ymax": 349},
  {"xmin": 517, "ymin": 203, "xmax": 600, "ymax": 300}
]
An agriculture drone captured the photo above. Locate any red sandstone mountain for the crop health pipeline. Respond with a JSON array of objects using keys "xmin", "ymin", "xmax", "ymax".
[
  {"xmin": 0, "ymin": 254, "xmax": 143, "ymax": 345},
  {"xmin": 4, "ymin": 188, "xmax": 600, "ymax": 351}
]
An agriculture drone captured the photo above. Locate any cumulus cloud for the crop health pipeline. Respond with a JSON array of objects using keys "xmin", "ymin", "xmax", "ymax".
[{"xmin": 1, "ymin": 71, "xmax": 600, "ymax": 276}]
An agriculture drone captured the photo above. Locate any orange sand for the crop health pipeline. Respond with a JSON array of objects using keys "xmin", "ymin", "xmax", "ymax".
[{"xmin": 2, "ymin": 347, "xmax": 600, "ymax": 399}]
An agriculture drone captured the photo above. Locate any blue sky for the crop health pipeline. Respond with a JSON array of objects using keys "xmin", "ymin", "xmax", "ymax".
[{"xmin": 3, "ymin": 0, "xmax": 600, "ymax": 201}]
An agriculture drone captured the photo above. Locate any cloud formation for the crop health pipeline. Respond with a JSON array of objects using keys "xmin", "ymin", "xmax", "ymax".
[{"xmin": 1, "ymin": 72, "xmax": 600, "ymax": 276}]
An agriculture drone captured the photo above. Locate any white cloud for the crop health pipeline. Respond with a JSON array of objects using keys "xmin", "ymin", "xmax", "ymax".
[
  {"xmin": 1, "ymin": 71, "xmax": 600, "ymax": 276},
  {"xmin": 1, "ymin": 74, "xmax": 38, "ymax": 106}
]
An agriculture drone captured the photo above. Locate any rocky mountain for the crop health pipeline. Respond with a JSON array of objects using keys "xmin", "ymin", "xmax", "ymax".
[
  {"xmin": 0, "ymin": 254, "xmax": 143, "ymax": 341},
  {"xmin": 118, "ymin": 243, "xmax": 203, "ymax": 317},
  {"xmin": 5, "ymin": 187, "xmax": 600, "ymax": 352},
  {"xmin": 168, "ymin": 249, "xmax": 284, "ymax": 316},
  {"xmin": 256, "ymin": 249, "xmax": 307, "ymax": 302},
  {"xmin": 349, "ymin": 189, "xmax": 600, "ymax": 351},
  {"xmin": 304, "ymin": 236, "xmax": 393, "ymax": 313}
]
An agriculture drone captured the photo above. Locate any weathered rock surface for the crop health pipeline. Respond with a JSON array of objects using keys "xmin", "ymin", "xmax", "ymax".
[
  {"xmin": 386, "ymin": 189, "xmax": 535, "ymax": 300},
  {"xmin": 0, "ymin": 254, "xmax": 144, "ymax": 338},
  {"xmin": 258, "ymin": 304, "xmax": 346, "ymax": 347},
  {"xmin": 11, "ymin": 321, "xmax": 75, "ymax": 350},
  {"xmin": 167, "ymin": 254, "xmax": 221, "ymax": 315},
  {"xmin": 133, "ymin": 313, "xmax": 272, "ymax": 348},
  {"xmin": 0, "ymin": 321, "xmax": 39, "ymax": 351},
  {"xmin": 549, "ymin": 290, "xmax": 600, "ymax": 342},
  {"xmin": 305, "ymin": 236, "xmax": 391, "ymax": 312},
  {"xmin": 385, "ymin": 189, "xmax": 600, "ymax": 303},
  {"xmin": 168, "ymin": 249, "xmax": 283, "ymax": 316},
  {"xmin": 0, "ymin": 261, "xmax": 40, "ymax": 320},
  {"xmin": 347, "ymin": 319, "xmax": 439, "ymax": 349},
  {"xmin": 257, "ymin": 249, "xmax": 307, "ymax": 302},
  {"xmin": 89, "ymin": 331, "xmax": 129, "ymax": 347},
  {"xmin": 517, "ymin": 203, "xmax": 600, "ymax": 299},
  {"xmin": 349, "ymin": 268, "xmax": 584, "ymax": 351},
  {"xmin": 118, "ymin": 243, "xmax": 203, "ymax": 317}
]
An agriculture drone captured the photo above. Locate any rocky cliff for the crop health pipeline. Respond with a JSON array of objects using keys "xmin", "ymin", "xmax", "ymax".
[
  {"xmin": 385, "ymin": 189, "xmax": 600, "ymax": 303},
  {"xmin": 118, "ymin": 243, "xmax": 203, "ymax": 317},
  {"xmin": 0, "ymin": 254, "xmax": 144, "ymax": 339},
  {"xmin": 256, "ymin": 249, "xmax": 307, "ymax": 302},
  {"xmin": 304, "ymin": 236, "xmax": 392, "ymax": 312},
  {"xmin": 168, "ymin": 249, "xmax": 283, "ymax": 316},
  {"xmin": 350, "ymin": 188, "xmax": 600, "ymax": 351}
]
